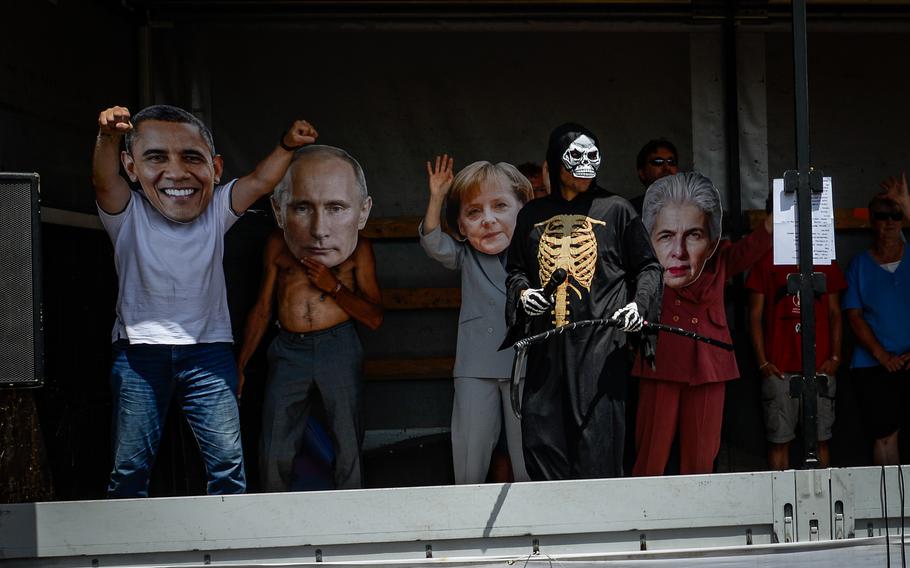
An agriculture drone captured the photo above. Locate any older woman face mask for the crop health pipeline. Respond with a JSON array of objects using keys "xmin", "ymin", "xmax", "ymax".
[
  {"xmin": 642, "ymin": 172, "xmax": 721, "ymax": 289},
  {"xmin": 651, "ymin": 202, "xmax": 714, "ymax": 288}
]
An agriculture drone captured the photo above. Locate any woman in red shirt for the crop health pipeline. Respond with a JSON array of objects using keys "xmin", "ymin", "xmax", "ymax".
[{"xmin": 632, "ymin": 172, "xmax": 772, "ymax": 476}]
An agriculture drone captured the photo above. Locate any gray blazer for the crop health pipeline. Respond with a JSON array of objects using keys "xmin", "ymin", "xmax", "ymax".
[{"xmin": 419, "ymin": 223, "xmax": 515, "ymax": 378}]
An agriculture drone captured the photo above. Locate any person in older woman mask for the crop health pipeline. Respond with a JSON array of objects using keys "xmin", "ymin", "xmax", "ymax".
[{"xmin": 632, "ymin": 172, "xmax": 772, "ymax": 476}]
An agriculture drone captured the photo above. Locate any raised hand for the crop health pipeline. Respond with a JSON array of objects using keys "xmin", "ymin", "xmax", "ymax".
[
  {"xmin": 98, "ymin": 106, "xmax": 132, "ymax": 137},
  {"xmin": 301, "ymin": 256, "xmax": 340, "ymax": 294},
  {"xmin": 426, "ymin": 154, "xmax": 455, "ymax": 199},
  {"xmin": 880, "ymin": 171, "xmax": 910, "ymax": 216},
  {"xmin": 283, "ymin": 119, "xmax": 319, "ymax": 149}
]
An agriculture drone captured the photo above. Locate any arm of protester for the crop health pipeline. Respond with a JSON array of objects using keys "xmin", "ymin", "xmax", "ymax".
[
  {"xmin": 541, "ymin": 160, "xmax": 551, "ymax": 195},
  {"xmin": 231, "ymin": 120, "xmax": 318, "ymax": 215},
  {"xmin": 748, "ymin": 291, "xmax": 783, "ymax": 380},
  {"xmin": 93, "ymin": 106, "xmax": 134, "ymax": 214},
  {"xmin": 505, "ymin": 209, "xmax": 533, "ymax": 329},
  {"xmin": 845, "ymin": 308, "xmax": 905, "ymax": 373},
  {"xmin": 301, "ymin": 239, "xmax": 384, "ymax": 331},
  {"xmin": 422, "ymin": 154, "xmax": 454, "ymax": 234},
  {"xmin": 419, "ymin": 154, "xmax": 465, "ymax": 270},
  {"xmin": 817, "ymin": 292, "xmax": 843, "ymax": 376},
  {"xmin": 621, "ymin": 212, "xmax": 663, "ymax": 320},
  {"xmin": 725, "ymin": 216, "xmax": 773, "ymax": 276},
  {"xmin": 236, "ymin": 231, "xmax": 282, "ymax": 399},
  {"xmin": 879, "ymin": 172, "xmax": 910, "ymax": 217}
]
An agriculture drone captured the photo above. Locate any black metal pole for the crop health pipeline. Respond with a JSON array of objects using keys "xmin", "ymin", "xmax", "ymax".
[
  {"xmin": 791, "ymin": 0, "xmax": 820, "ymax": 469},
  {"xmin": 724, "ymin": 5, "xmax": 742, "ymax": 241}
]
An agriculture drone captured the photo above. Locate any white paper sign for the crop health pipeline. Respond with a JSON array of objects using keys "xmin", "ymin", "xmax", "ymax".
[{"xmin": 772, "ymin": 176, "xmax": 836, "ymax": 265}]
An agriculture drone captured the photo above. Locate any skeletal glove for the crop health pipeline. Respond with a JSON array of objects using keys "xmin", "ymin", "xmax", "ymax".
[
  {"xmin": 520, "ymin": 288, "xmax": 553, "ymax": 316},
  {"xmin": 612, "ymin": 302, "xmax": 643, "ymax": 332}
]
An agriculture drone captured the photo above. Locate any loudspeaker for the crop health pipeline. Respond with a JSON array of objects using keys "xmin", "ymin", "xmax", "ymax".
[{"xmin": 0, "ymin": 173, "xmax": 44, "ymax": 387}]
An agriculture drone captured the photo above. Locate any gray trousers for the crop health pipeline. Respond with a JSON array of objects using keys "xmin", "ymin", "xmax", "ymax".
[
  {"xmin": 452, "ymin": 377, "xmax": 530, "ymax": 484},
  {"xmin": 260, "ymin": 322, "xmax": 364, "ymax": 491}
]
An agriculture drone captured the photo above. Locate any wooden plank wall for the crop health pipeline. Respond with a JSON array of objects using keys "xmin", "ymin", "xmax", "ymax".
[{"xmin": 368, "ymin": 207, "xmax": 889, "ymax": 380}]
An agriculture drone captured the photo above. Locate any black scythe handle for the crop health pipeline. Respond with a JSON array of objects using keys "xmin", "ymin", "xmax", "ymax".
[{"xmin": 513, "ymin": 318, "xmax": 734, "ymax": 352}]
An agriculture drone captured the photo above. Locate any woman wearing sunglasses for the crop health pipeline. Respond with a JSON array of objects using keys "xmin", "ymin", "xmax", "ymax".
[{"xmin": 843, "ymin": 183, "xmax": 910, "ymax": 466}]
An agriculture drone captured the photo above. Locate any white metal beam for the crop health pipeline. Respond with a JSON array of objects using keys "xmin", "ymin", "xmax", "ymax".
[{"xmin": 1, "ymin": 467, "xmax": 906, "ymax": 567}]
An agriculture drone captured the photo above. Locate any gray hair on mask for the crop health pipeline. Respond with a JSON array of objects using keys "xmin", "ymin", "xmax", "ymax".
[
  {"xmin": 641, "ymin": 171, "xmax": 722, "ymax": 241},
  {"xmin": 272, "ymin": 145, "xmax": 368, "ymax": 222}
]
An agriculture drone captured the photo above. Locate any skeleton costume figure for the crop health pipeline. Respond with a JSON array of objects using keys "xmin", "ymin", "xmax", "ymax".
[{"xmin": 505, "ymin": 123, "xmax": 662, "ymax": 480}]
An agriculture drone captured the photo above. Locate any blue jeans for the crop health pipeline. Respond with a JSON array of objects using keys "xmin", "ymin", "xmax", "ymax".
[{"xmin": 108, "ymin": 341, "xmax": 246, "ymax": 497}]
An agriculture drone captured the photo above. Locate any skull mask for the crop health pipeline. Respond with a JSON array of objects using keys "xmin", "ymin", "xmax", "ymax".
[{"xmin": 561, "ymin": 134, "xmax": 601, "ymax": 179}]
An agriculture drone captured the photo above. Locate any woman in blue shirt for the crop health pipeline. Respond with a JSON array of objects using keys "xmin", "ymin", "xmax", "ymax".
[{"xmin": 843, "ymin": 192, "xmax": 910, "ymax": 465}]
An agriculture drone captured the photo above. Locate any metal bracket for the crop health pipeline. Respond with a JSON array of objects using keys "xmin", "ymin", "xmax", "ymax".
[
  {"xmin": 789, "ymin": 374, "xmax": 829, "ymax": 398},
  {"xmin": 786, "ymin": 272, "xmax": 827, "ymax": 297},
  {"xmin": 809, "ymin": 519, "xmax": 819, "ymax": 541},
  {"xmin": 834, "ymin": 501, "xmax": 845, "ymax": 539},
  {"xmin": 830, "ymin": 469, "xmax": 856, "ymax": 540},
  {"xmin": 789, "ymin": 375, "xmax": 802, "ymax": 399},
  {"xmin": 783, "ymin": 170, "xmax": 799, "ymax": 193},
  {"xmin": 795, "ymin": 469, "xmax": 832, "ymax": 541},
  {"xmin": 784, "ymin": 504, "xmax": 794, "ymax": 543},
  {"xmin": 783, "ymin": 169, "xmax": 825, "ymax": 194},
  {"xmin": 773, "ymin": 471, "xmax": 797, "ymax": 543}
]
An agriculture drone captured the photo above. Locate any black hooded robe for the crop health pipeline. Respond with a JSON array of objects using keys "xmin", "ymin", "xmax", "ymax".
[{"xmin": 505, "ymin": 124, "xmax": 662, "ymax": 480}]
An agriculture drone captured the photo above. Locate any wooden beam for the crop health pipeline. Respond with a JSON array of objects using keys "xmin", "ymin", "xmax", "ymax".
[
  {"xmin": 364, "ymin": 357, "xmax": 454, "ymax": 380},
  {"xmin": 381, "ymin": 288, "xmax": 461, "ymax": 310},
  {"xmin": 50, "ymin": 206, "xmax": 899, "ymax": 240},
  {"xmin": 361, "ymin": 216, "xmax": 422, "ymax": 240}
]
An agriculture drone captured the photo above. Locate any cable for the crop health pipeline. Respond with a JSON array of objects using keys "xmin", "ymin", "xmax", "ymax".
[
  {"xmin": 899, "ymin": 464, "xmax": 906, "ymax": 568},
  {"xmin": 508, "ymin": 551, "xmax": 556, "ymax": 567},
  {"xmin": 513, "ymin": 318, "xmax": 734, "ymax": 351},
  {"xmin": 882, "ymin": 465, "xmax": 891, "ymax": 567}
]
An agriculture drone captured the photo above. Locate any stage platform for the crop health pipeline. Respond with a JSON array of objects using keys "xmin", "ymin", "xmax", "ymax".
[{"xmin": 0, "ymin": 466, "xmax": 907, "ymax": 567}]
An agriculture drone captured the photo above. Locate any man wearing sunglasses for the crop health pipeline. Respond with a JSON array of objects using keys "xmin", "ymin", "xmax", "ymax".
[{"xmin": 630, "ymin": 139, "xmax": 680, "ymax": 214}]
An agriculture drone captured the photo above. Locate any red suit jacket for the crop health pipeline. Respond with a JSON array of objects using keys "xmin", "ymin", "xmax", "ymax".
[{"xmin": 634, "ymin": 226, "xmax": 772, "ymax": 385}]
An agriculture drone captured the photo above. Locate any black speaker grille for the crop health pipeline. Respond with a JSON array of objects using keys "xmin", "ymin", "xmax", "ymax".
[{"xmin": 0, "ymin": 178, "xmax": 37, "ymax": 384}]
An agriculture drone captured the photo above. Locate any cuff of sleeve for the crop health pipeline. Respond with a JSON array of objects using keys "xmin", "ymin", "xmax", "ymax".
[{"xmin": 418, "ymin": 220, "xmax": 445, "ymax": 243}]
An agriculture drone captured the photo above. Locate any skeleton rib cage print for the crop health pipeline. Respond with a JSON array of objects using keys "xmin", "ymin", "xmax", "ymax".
[{"xmin": 535, "ymin": 214, "xmax": 606, "ymax": 327}]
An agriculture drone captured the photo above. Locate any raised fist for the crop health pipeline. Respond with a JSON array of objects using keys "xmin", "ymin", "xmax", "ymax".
[
  {"xmin": 97, "ymin": 106, "xmax": 132, "ymax": 136},
  {"xmin": 282, "ymin": 119, "xmax": 319, "ymax": 149}
]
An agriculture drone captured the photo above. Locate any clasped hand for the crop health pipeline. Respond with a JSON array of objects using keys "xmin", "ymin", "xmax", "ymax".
[
  {"xmin": 521, "ymin": 288, "xmax": 553, "ymax": 316},
  {"xmin": 612, "ymin": 302, "xmax": 643, "ymax": 332},
  {"xmin": 301, "ymin": 256, "xmax": 339, "ymax": 294}
]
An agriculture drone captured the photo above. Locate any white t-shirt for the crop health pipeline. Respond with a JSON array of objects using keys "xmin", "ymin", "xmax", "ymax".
[{"xmin": 98, "ymin": 181, "xmax": 241, "ymax": 344}]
